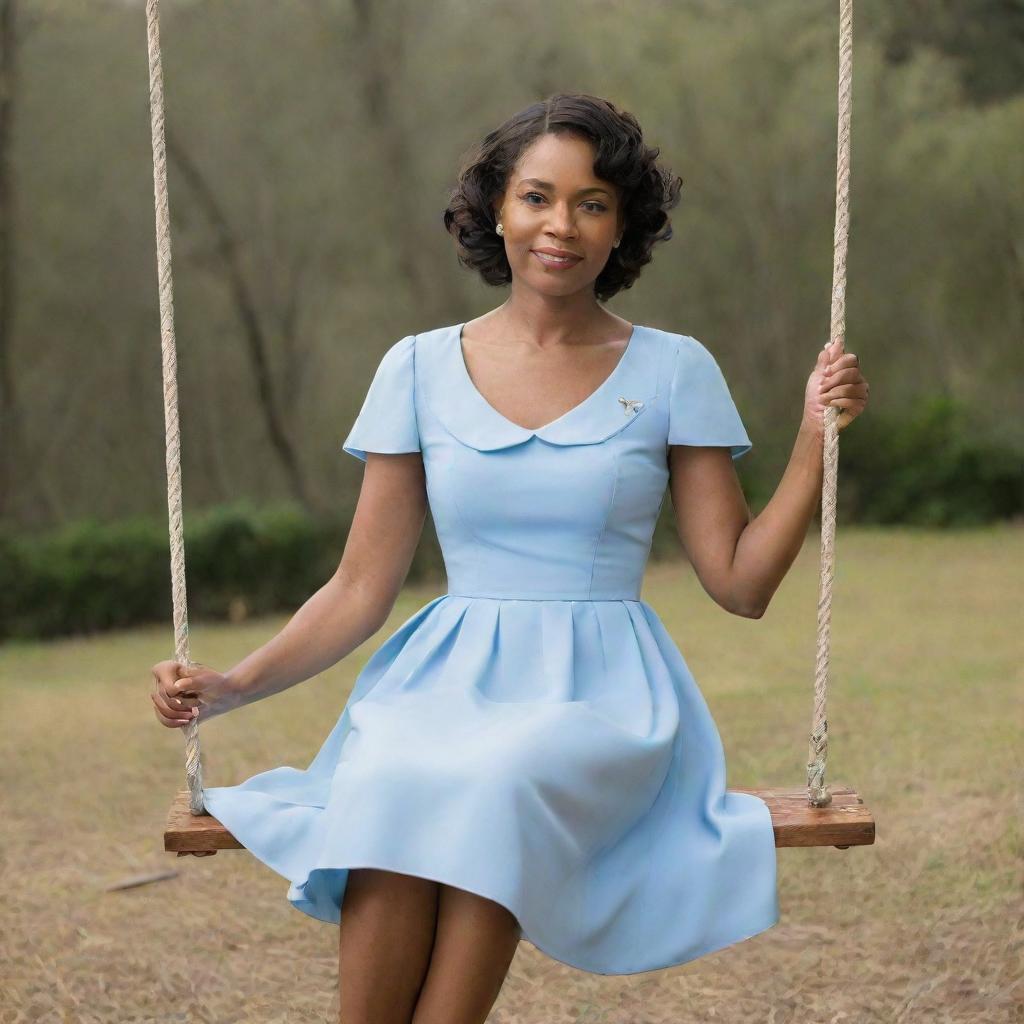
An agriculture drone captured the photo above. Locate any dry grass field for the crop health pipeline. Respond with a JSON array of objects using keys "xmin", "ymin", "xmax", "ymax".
[{"xmin": 2, "ymin": 526, "xmax": 1021, "ymax": 1023}]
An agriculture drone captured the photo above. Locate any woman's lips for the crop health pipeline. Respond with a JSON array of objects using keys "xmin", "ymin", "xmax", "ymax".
[{"xmin": 532, "ymin": 250, "xmax": 582, "ymax": 268}]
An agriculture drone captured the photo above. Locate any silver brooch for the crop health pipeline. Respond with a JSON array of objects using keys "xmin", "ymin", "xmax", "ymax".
[{"xmin": 618, "ymin": 396, "xmax": 645, "ymax": 416}]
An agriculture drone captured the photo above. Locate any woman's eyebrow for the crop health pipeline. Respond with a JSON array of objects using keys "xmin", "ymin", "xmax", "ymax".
[{"xmin": 518, "ymin": 177, "xmax": 612, "ymax": 197}]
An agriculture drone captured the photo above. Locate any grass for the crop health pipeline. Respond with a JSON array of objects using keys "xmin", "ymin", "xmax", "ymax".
[{"xmin": 1, "ymin": 525, "xmax": 1021, "ymax": 1022}]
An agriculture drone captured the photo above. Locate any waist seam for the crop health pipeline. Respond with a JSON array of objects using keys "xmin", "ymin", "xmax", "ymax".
[{"xmin": 445, "ymin": 591, "xmax": 641, "ymax": 603}]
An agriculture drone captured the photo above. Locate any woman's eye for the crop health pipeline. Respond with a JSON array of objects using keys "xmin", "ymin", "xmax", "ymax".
[{"xmin": 523, "ymin": 193, "xmax": 607, "ymax": 213}]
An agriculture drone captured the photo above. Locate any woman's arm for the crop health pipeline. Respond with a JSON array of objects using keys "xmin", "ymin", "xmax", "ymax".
[
  {"xmin": 669, "ymin": 340, "xmax": 868, "ymax": 618},
  {"xmin": 224, "ymin": 451, "xmax": 428, "ymax": 709}
]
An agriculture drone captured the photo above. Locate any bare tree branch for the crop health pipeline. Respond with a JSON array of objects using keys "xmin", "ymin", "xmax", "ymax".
[{"xmin": 163, "ymin": 120, "xmax": 316, "ymax": 515}]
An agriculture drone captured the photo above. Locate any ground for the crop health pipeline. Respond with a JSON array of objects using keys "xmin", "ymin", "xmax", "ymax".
[{"xmin": 2, "ymin": 526, "xmax": 1020, "ymax": 1022}]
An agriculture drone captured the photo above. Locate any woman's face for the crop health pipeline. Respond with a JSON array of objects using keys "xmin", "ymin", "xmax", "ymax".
[{"xmin": 492, "ymin": 132, "xmax": 624, "ymax": 296}]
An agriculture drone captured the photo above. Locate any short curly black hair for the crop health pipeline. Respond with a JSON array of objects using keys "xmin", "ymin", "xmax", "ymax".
[{"xmin": 442, "ymin": 93, "xmax": 682, "ymax": 303}]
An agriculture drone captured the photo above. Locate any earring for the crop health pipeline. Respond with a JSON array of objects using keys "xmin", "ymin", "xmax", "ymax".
[
  {"xmin": 496, "ymin": 222, "xmax": 504, "ymax": 236},
  {"xmin": 613, "ymin": 238, "xmax": 621, "ymax": 248}
]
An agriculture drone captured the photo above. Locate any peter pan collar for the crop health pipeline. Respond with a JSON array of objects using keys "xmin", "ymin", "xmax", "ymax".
[{"xmin": 419, "ymin": 322, "xmax": 663, "ymax": 451}]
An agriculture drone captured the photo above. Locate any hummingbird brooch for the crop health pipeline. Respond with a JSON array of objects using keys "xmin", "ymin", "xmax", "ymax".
[{"xmin": 618, "ymin": 396, "xmax": 645, "ymax": 417}]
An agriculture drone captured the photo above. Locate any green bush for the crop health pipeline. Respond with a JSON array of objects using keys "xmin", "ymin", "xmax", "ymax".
[
  {"xmin": 0, "ymin": 501, "xmax": 440, "ymax": 642},
  {"xmin": 0, "ymin": 496, "xmax": 681, "ymax": 642},
  {"xmin": 836, "ymin": 395, "xmax": 1023, "ymax": 526},
  {"xmin": 647, "ymin": 394, "xmax": 1021, "ymax": 556}
]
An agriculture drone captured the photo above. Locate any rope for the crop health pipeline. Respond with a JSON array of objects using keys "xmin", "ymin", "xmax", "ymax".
[
  {"xmin": 145, "ymin": 0, "xmax": 205, "ymax": 815},
  {"xmin": 144, "ymin": 0, "xmax": 852, "ymax": 816},
  {"xmin": 806, "ymin": 0, "xmax": 853, "ymax": 808}
]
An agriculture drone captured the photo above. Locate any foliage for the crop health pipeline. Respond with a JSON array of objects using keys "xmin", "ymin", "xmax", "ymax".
[
  {"xmin": 3, "ymin": 0, "xmax": 1021, "ymax": 538},
  {"xmin": 835, "ymin": 395, "xmax": 1024, "ymax": 526}
]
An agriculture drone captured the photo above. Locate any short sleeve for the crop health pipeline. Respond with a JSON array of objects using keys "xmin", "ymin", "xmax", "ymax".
[
  {"xmin": 341, "ymin": 334, "xmax": 421, "ymax": 462},
  {"xmin": 667, "ymin": 336, "xmax": 752, "ymax": 460}
]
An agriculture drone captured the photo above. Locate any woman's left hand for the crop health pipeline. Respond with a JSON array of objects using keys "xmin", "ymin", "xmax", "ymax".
[{"xmin": 803, "ymin": 337, "xmax": 869, "ymax": 435}]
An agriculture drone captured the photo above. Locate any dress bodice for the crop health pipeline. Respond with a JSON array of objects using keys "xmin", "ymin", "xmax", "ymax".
[{"xmin": 343, "ymin": 323, "xmax": 752, "ymax": 602}]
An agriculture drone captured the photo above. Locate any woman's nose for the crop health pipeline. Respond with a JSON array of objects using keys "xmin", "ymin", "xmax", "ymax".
[{"xmin": 546, "ymin": 205, "xmax": 578, "ymax": 235}]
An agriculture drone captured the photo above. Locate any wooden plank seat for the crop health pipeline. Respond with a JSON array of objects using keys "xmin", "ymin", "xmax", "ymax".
[{"xmin": 165, "ymin": 784, "xmax": 875, "ymax": 855}]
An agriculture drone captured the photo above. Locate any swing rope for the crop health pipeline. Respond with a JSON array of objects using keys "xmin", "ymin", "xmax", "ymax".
[
  {"xmin": 145, "ymin": 0, "xmax": 204, "ymax": 814},
  {"xmin": 808, "ymin": 0, "xmax": 853, "ymax": 809},
  {"xmin": 145, "ymin": 0, "xmax": 853, "ymax": 817}
]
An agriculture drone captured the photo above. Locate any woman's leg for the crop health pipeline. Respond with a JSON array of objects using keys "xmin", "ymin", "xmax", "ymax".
[
  {"xmin": 338, "ymin": 868, "xmax": 440, "ymax": 1024},
  {"xmin": 409, "ymin": 884, "xmax": 521, "ymax": 1024}
]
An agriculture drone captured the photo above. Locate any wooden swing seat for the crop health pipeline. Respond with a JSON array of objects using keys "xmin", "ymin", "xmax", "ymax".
[{"xmin": 164, "ymin": 784, "xmax": 875, "ymax": 855}]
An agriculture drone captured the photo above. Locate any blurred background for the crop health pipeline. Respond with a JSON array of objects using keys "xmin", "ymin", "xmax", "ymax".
[
  {"xmin": 1, "ymin": 1, "xmax": 1021, "ymax": 1022},
  {"xmin": 0, "ymin": 0, "xmax": 1021, "ymax": 641}
]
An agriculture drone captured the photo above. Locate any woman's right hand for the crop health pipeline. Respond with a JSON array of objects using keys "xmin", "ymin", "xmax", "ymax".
[{"xmin": 150, "ymin": 659, "xmax": 242, "ymax": 729}]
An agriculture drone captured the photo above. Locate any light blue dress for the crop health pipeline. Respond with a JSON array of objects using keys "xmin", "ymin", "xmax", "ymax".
[{"xmin": 202, "ymin": 321, "xmax": 779, "ymax": 976}]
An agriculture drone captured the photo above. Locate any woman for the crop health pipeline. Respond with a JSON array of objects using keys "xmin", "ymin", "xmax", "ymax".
[{"xmin": 151, "ymin": 93, "xmax": 869, "ymax": 1023}]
